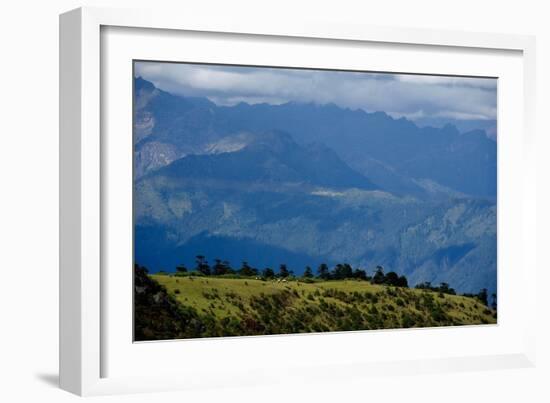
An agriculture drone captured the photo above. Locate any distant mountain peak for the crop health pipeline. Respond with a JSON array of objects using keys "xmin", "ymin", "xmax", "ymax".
[
  {"xmin": 441, "ymin": 122, "xmax": 460, "ymax": 135},
  {"xmin": 146, "ymin": 129, "xmax": 379, "ymax": 192},
  {"xmin": 243, "ymin": 130, "xmax": 296, "ymax": 153},
  {"xmin": 135, "ymin": 76, "xmax": 156, "ymax": 93}
]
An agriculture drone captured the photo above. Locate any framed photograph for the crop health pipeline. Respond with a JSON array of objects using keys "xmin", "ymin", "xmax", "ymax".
[{"xmin": 60, "ymin": 7, "xmax": 537, "ymax": 396}]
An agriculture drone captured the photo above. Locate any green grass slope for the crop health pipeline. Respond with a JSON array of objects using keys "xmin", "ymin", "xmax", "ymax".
[{"xmin": 135, "ymin": 269, "xmax": 496, "ymax": 341}]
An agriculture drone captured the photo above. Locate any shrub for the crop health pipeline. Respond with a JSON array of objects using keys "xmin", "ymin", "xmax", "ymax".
[
  {"xmin": 401, "ymin": 312, "xmax": 415, "ymax": 328},
  {"xmin": 429, "ymin": 305, "xmax": 447, "ymax": 322}
]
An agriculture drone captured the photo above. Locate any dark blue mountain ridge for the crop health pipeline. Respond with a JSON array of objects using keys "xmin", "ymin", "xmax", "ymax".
[
  {"xmin": 134, "ymin": 77, "xmax": 496, "ymax": 198},
  {"xmin": 147, "ymin": 129, "xmax": 380, "ymax": 191},
  {"xmin": 134, "ymin": 77, "xmax": 219, "ymax": 150},
  {"xmin": 135, "ymin": 76, "xmax": 155, "ymax": 92},
  {"xmin": 135, "ymin": 228, "xmax": 336, "ymax": 275}
]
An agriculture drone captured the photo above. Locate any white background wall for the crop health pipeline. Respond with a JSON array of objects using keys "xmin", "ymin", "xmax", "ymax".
[{"xmin": 0, "ymin": 0, "xmax": 548, "ymax": 401}]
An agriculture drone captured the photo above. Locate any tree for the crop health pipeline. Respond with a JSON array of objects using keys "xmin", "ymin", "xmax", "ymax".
[
  {"xmin": 176, "ymin": 264, "xmax": 188, "ymax": 274},
  {"xmin": 303, "ymin": 266, "xmax": 313, "ymax": 278},
  {"xmin": 372, "ymin": 266, "xmax": 385, "ymax": 284},
  {"xmin": 195, "ymin": 255, "xmax": 210, "ymax": 275},
  {"xmin": 384, "ymin": 271, "xmax": 400, "ymax": 286},
  {"xmin": 438, "ymin": 282, "xmax": 456, "ymax": 295},
  {"xmin": 415, "ymin": 281, "xmax": 432, "ymax": 290},
  {"xmin": 477, "ymin": 288, "xmax": 489, "ymax": 306},
  {"xmin": 262, "ymin": 267, "xmax": 275, "ymax": 279},
  {"xmin": 278, "ymin": 264, "xmax": 290, "ymax": 278},
  {"xmin": 239, "ymin": 261, "xmax": 256, "ymax": 277},
  {"xmin": 212, "ymin": 259, "xmax": 232, "ymax": 276},
  {"xmin": 331, "ymin": 263, "xmax": 353, "ymax": 280},
  {"xmin": 353, "ymin": 268, "xmax": 368, "ymax": 281},
  {"xmin": 332, "ymin": 264, "xmax": 345, "ymax": 280},
  {"xmin": 397, "ymin": 275, "xmax": 409, "ymax": 288},
  {"xmin": 342, "ymin": 263, "xmax": 353, "ymax": 279},
  {"xmin": 317, "ymin": 263, "xmax": 330, "ymax": 280},
  {"xmin": 224, "ymin": 260, "xmax": 235, "ymax": 275}
]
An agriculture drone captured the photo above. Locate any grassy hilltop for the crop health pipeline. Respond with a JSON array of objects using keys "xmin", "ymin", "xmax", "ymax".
[{"xmin": 135, "ymin": 267, "xmax": 496, "ymax": 341}]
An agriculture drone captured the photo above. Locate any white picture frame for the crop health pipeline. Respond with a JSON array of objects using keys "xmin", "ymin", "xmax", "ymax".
[{"xmin": 59, "ymin": 6, "xmax": 537, "ymax": 396}]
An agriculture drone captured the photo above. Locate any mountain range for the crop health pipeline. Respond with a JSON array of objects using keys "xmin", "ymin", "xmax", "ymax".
[{"xmin": 133, "ymin": 77, "xmax": 497, "ymax": 295}]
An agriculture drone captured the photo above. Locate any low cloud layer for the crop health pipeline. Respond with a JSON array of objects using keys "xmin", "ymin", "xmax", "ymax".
[{"xmin": 135, "ymin": 61, "xmax": 497, "ymax": 134}]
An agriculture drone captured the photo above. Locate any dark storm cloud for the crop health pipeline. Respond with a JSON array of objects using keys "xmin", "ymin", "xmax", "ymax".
[{"xmin": 135, "ymin": 61, "xmax": 497, "ymax": 122}]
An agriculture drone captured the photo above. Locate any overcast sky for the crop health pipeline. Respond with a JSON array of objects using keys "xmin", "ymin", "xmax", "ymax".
[{"xmin": 135, "ymin": 61, "xmax": 497, "ymax": 135}]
